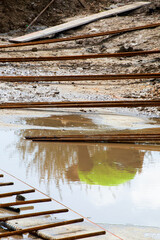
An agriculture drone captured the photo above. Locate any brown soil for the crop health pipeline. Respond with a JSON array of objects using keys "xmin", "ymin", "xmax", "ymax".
[{"xmin": 0, "ymin": 0, "xmax": 160, "ymax": 33}]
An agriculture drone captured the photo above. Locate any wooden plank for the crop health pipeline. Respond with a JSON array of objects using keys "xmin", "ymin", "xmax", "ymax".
[{"xmin": 10, "ymin": 2, "xmax": 150, "ymax": 43}]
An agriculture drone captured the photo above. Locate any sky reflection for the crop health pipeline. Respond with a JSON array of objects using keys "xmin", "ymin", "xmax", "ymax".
[
  {"xmin": 0, "ymin": 111, "xmax": 160, "ymax": 228},
  {"xmin": 0, "ymin": 128, "xmax": 160, "ymax": 227}
]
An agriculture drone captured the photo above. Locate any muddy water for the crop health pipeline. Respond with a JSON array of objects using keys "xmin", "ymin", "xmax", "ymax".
[{"xmin": 0, "ymin": 109, "xmax": 160, "ymax": 228}]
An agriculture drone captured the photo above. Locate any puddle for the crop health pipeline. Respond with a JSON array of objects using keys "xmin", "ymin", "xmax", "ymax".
[{"xmin": 0, "ymin": 110, "xmax": 160, "ymax": 228}]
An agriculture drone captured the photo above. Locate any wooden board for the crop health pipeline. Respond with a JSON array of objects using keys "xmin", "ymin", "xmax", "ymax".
[{"xmin": 10, "ymin": 2, "xmax": 150, "ymax": 43}]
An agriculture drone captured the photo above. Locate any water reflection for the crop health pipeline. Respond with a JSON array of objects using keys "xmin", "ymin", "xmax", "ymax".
[
  {"xmin": 21, "ymin": 114, "xmax": 96, "ymax": 129},
  {"xmin": 66, "ymin": 146, "xmax": 144, "ymax": 186},
  {"xmin": 16, "ymin": 129, "xmax": 145, "ymax": 188},
  {"xmin": 2, "ymin": 112, "xmax": 160, "ymax": 226}
]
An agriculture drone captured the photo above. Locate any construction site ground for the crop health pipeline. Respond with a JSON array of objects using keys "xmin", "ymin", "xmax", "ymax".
[
  {"xmin": 0, "ymin": 1, "xmax": 160, "ymax": 240},
  {"xmin": 0, "ymin": 5, "xmax": 159, "ymax": 117}
]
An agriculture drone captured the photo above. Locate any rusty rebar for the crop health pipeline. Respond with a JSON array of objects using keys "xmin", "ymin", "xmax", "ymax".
[
  {"xmin": 0, "ymin": 22, "xmax": 159, "ymax": 49},
  {"xmin": 0, "ymin": 198, "xmax": 51, "ymax": 207},
  {"xmin": 25, "ymin": 133, "xmax": 160, "ymax": 144},
  {"xmin": 0, "ymin": 73, "xmax": 159, "ymax": 82},
  {"xmin": 0, "ymin": 189, "xmax": 35, "ymax": 198},
  {"xmin": 33, "ymin": 139, "xmax": 160, "ymax": 144},
  {"xmin": 0, "ymin": 49, "xmax": 159, "ymax": 62},
  {"xmin": 0, "ymin": 218, "xmax": 84, "ymax": 238},
  {"xmin": 0, "ymin": 100, "xmax": 159, "ymax": 109},
  {"xmin": 30, "ymin": 137, "xmax": 160, "ymax": 143},
  {"xmin": 0, "ymin": 209, "xmax": 68, "ymax": 221},
  {"xmin": 25, "ymin": 133, "xmax": 160, "ymax": 140},
  {"xmin": 0, "ymin": 182, "xmax": 14, "ymax": 186},
  {"xmin": 54, "ymin": 231, "xmax": 106, "ymax": 240}
]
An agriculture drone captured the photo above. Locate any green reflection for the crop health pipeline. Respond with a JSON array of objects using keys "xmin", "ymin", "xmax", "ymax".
[
  {"xmin": 16, "ymin": 115, "xmax": 145, "ymax": 188},
  {"xmin": 79, "ymin": 164, "xmax": 135, "ymax": 186},
  {"xmin": 66, "ymin": 146, "xmax": 144, "ymax": 186}
]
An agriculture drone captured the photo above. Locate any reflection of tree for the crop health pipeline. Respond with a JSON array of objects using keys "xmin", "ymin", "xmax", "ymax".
[
  {"xmin": 15, "ymin": 114, "xmax": 145, "ymax": 195},
  {"xmin": 17, "ymin": 134, "xmax": 78, "ymax": 186},
  {"xmin": 16, "ymin": 113, "xmax": 97, "ymax": 195},
  {"xmin": 66, "ymin": 145, "xmax": 145, "ymax": 186},
  {"xmin": 16, "ymin": 126, "xmax": 145, "ymax": 189}
]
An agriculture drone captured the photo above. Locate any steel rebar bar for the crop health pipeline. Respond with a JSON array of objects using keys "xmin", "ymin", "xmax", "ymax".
[
  {"xmin": 0, "ymin": 189, "xmax": 35, "ymax": 198},
  {"xmin": 55, "ymin": 231, "xmax": 106, "ymax": 240},
  {"xmin": 25, "ymin": 133, "xmax": 160, "ymax": 140},
  {"xmin": 0, "ymin": 182, "xmax": 14, "ymax": 186},
  {"xmin": 0, "ymin": 22, "xmax": 159, "ymax": 49},
  {"xmin": 0, "ymin": 209, "xmax": 68, "ymax": 221},
  {"xmin": 25, "ymin": 133, "xmax": 160, "ymax": 144},
  {"xmin": 0, "ymin": 50, "xmax": 159, "ymax": 62},
  {"xmin": 0, "ymin": 100, "xmax": 159, "ymax": 109},
  {"xmin": 0, "ymin": 218, "xmax": 84, "ymax": 238},
  {"xmin": 0, "ymin": 198, "xmax": 51, "ymax": 207},
  {"xmin": 0, "ymin": 73, "xmax": 159, "ymax": 82}
]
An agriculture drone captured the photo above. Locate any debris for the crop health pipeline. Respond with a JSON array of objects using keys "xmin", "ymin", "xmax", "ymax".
[
  {"xmin": 117, "ymin": 45, "xmax": 143, "ymax": 52},
  {"xmin": 10, "ymin": 2, "xmax": 150, "ymax": 43},
  {"xmin": 31, "ymin": 47, "xmax": 38, "ymax": 52},
  {"xmin": 16, "ymin": 194, "xmax": 26, "ymax": 201}
]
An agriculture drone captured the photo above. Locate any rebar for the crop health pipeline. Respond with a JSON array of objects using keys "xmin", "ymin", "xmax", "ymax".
[
  {"xmin": 0, "ymin": 218, "xmax": 84, "ymax": 238},
  {"xmin": 0, "ymin": 73, "xmax": 159, "ymax": 82},
  {"xmin": 54, "ymin": 231, "xmax": 106, "ymax": 240},
  {"xmin": 0, "ymin": 100, "xmax": 159, "ymax": 109},
  {"xmin": 0, "ymin": 209, "xmax": 68, "ymax": 221},
  {"xmin": 0, "ymin": 49, "xmax": 159, "ymax": 62},
  {"xmin": 0, "ymin": 198, "xmax": 52, "ymax": 207},
  {"xmin": 0, "ymin": 182, "xmax": 14, "ymax": 186},
  {"xmin": 0, "ymin": 22, "xmax": 159, "ymax": 49},
  {"xmin": 0, "ymin": 189, "xmax": 35, "ymax": 198}
]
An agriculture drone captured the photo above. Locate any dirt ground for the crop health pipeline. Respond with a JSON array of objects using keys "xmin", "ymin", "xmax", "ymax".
[
  {"xmin": 0, "ymin": 1, "xmax": 159, "ymax": 117},
  {"xmin": 1, "ymin": 0, "xmax": 160, "ymax": 33}
]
